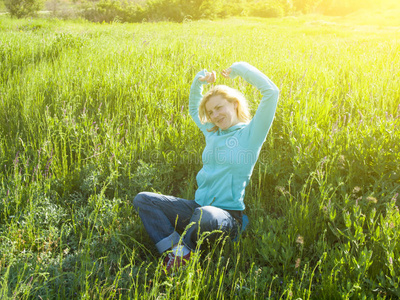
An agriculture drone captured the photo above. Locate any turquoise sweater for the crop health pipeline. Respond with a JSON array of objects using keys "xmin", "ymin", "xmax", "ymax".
[{"xmin": 189, "ymin": 62, "xmax": 279, "ymax": 211}]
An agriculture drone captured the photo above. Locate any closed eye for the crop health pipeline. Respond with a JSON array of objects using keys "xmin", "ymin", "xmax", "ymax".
[{"xmin": 208, "ymin": 106, "xmax": 221, "ymax": 117}]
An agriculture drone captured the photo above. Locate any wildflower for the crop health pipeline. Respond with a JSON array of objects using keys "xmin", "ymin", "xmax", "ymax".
[
  {"xmin": 366, "ymin": 196, "xmax": 377, "ymax": 204},
  {"xmin": 296, "ymin": 235, "xmax": 304, "ymax": 245},
  {"xmin": 295, "ymin": 258, "xmax": 301, "ymax": 269},
  {"xmin": 391, "ymin": 193, "xmax": 398, "ymax": 202},
  {"xmin": 352, "ymin": 186, "xmax": 361, "ymax": 195},
  {"xmin": 275, "ymin": 186, "xmax": 289, "ymax": 196}
]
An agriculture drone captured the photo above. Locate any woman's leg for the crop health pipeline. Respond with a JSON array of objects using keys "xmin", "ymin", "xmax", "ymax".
[
  {"xmin": 183, "ymin": 206, "xmax": 240, "ymax": 251},
  {"xmin": 132, "ymin": 192, "xmax": 200, "ymax": 253}
]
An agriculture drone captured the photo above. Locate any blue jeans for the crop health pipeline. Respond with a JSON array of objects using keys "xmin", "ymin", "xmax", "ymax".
[{"xmin": 132, "ymin": 192, "xmax": 241, "ymax": 253}]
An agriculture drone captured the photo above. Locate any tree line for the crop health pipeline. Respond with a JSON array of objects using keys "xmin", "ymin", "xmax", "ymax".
[{"xmin": 4, "ymin": 0, "xmax": 379, "ymax": 23}]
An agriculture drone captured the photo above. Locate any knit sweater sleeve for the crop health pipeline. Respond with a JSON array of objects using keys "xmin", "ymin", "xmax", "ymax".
[
  {"xmin": 229, "ymin": 62, "xmax": 279, "ymax": 147},
  {"xmin": 189, "ymin": 70, "xmax": 214, "ymax": 135}
]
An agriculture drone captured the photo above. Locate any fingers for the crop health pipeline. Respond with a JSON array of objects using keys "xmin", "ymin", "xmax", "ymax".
[
  {"xmin": 221, "ymin": 68, "xmax": 232, "ymax": 79},
  {"xmin": 199, "ymin": 71, "xmax": 216, "ymax": 83},
  {"xmin": 210, "ymin": 71, "xmax": 216, "ymax": 83},
  {"xmin": 199, "ymin": 67, "xmax": 232, "ymax": 82}
]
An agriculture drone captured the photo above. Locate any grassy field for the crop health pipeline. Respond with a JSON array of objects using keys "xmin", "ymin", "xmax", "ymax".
[{"xmin": 0, "ymin": 14, "xmax": 399, "ymax": 299}]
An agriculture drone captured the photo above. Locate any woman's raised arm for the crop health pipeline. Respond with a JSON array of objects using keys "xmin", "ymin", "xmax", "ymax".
[
  {"xmin": 188, "ymin": 70, "xmax": 216, "ymax": 135},
  {"xmin": 227, "ymin": 62, "xmax": 279, "ymax": 147}
]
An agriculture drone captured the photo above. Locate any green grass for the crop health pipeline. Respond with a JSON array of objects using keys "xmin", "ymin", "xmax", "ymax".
[{"xmin": 0, "ymin": 15, "xmax": 399, "ymax": 299}]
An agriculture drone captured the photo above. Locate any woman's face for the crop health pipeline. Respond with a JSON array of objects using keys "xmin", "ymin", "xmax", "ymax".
[{"xmin": 205, "ymin": 95, "xmax": 239, "ymax": 130}]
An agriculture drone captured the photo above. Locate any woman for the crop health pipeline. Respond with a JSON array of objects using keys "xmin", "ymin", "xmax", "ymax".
[{"xmin": 133, "ymin": 62, "xmax": 279, "ymax": 273}]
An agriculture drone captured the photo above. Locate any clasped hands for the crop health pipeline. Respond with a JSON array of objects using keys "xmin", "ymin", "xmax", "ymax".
[{"xmin": 199, "ymin": 68, "xmax": 232, "ymax": 83}]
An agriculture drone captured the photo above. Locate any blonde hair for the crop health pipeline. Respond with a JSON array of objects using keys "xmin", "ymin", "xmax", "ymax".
[{"xmin": 199, "ymin": 85, "xmax": 251, "ymax": 132}]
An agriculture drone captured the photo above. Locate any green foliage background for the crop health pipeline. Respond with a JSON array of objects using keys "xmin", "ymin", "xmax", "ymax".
[
  {"xmin": 0, "ymin": 14, "xmax": 399, "ymax": 299},
  {"xmin": 3, "ymin": 0, "xmax": 399, "ymax": 21},
  {"xmin": 74, "ymin": 0, "xmax": 400, "ymax": 23},
  {"xmin": 4, "ymin": 0, "xmax": 44, "ymax": 18}
]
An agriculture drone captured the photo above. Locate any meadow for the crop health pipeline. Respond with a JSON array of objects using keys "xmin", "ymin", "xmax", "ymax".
[{"xmin": 0, "ymin": 14, "xmax": 399, "ymax": 299}]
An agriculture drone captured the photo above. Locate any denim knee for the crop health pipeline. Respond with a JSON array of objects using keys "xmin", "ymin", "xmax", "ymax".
[
  {"xmin": 183, "ymin": 206, "xmax": 236, "ymax": 251},
  {"xmin": 132, "ymin": 192, "xmax": 148, "ymax": 210},
  {"xmin": 191, "ymin": 207, "xmax": 219, "ymax": 232}
]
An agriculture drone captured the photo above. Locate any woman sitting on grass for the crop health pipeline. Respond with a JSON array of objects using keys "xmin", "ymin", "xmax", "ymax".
[{"xmin": 133, "ymin": 62, "xmax": 279, "ymax": 273}]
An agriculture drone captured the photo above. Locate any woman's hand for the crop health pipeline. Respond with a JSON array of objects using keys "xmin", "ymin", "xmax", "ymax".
[
  {"xmin": 221, "ymin": 67, "xmax": 232, "ymax": 79},
  {"xmin": 199, "ymin": 71, "xmax": 216, "ymax": 83}
]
